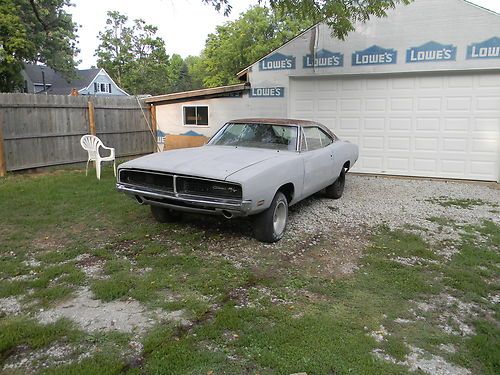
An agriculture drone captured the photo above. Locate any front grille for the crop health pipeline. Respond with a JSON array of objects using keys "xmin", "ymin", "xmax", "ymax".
[
  {"xmin": 177, "ymin": 177, "xmax": 242, "ymax": 199},
  {"xmin": 120, "ymin": 170, "xmax": 242, "ymax": 200},
  {"xmin": 119, "ymin": 170, "xmax": 173, "ymax": 192}
]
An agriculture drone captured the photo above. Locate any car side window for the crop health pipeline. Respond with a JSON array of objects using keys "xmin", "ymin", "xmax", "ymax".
[
  {"xmin": 303, "ymin": 127, "xmax": 333, "ymax": 151},
  {"xmin": 318, "ymin": 128, "xmax": 333, "ymax": 147},
  {"xmin": 303, "ymin": 127, "xmax": 322, "ymax": 151}
]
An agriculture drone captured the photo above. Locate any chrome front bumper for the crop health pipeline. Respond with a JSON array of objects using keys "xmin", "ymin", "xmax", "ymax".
[{"xmin": 116, "ymin": 183, "xmax": 252, "ymax": 217}]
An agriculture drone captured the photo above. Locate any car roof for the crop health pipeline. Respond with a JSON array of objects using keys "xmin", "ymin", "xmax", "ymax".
[{"xmin": 229, "ymin": 118, "xmax": 322, "ymax": 127}]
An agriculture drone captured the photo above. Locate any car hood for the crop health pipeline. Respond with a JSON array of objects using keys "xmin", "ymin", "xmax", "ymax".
[{"xmin": 118, "ymin": 146, "xmax": 288, "ymax": 181}]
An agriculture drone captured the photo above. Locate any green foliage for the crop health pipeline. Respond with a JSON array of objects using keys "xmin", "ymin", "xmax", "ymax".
[
  {"xmin": 0, "ymin": 317, "xmax": 79, "ymax": 360},
  {"xmin": 203, "ymin": 0, "xmax": 413, "ymax": 40},
  {"xmin": 464, "ymin": 320, "xmax": 500, "ymax": 375},
  {"xmin": 95, "ymin": 11, "xmax": 170, "ymax": 95},
  {"xmin": 91, "ymin": 271, "xmax": 136, "ymax": 302},
  {"xmin": 200, "ymin": 6, "xmax": 313, "ymax": 87},
  {"xmin": 184, "ymin": 55, "xmax": 205, "ymax": 90},
  {"xmin": 0, "ymin": 0, "xmax": 78, "ymax": 92},
  {"xmin": 166, "ymin": 54, "xmax": 192, "ymax": 93}
]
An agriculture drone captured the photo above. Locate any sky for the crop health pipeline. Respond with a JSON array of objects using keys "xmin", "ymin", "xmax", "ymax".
[{"xmin": 69, "ymin": 0, "xmax": 500, "ymax": 68}]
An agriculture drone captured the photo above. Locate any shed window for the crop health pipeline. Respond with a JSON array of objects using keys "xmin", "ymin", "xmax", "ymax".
[{"xmin": 183, "ymin": 106, "xmax": 208, "ymax": 126}]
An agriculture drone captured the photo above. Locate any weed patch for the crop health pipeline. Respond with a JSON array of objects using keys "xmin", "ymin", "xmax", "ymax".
[{"xmin": 427, "ymin": 196, "xmax": 497, "ymax": 209}]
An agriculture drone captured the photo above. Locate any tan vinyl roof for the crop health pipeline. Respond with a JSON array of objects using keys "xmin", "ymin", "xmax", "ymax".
[
  {"xmin": 145, "ymin": 83, "xmax": 249, "ymax": 104},
  {"xmin": 230, "ymin": 118, "xmax": 320, "ymax": 126}
]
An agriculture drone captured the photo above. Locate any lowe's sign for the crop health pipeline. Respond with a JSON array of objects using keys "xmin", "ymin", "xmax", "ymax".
[
  {"xmin": 250, "ymin": 87, "xmax": 285, "ymax": 98},
  {"xmin": 467, "ymin": 37, "xmax": 500, "ymax": 59},
  {"xmin": 303, "ymin": 49, "xmax": 343, "ymax": 68},
  {"xmin": 260, "ymin": 53, "xmax": 295, "ymax": 71},
  {"xmin": 352, "ymin": 45, "xmax": 397, "ymax": 66},
  {"xmin": 406, "ymin": 41, "xmax": 456, "ymax": 63}
]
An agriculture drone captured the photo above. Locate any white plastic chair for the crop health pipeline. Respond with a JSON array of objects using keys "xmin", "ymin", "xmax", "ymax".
[{"xmin": 80, "ymin": 135, "xmax": 116, "ymax": 180}]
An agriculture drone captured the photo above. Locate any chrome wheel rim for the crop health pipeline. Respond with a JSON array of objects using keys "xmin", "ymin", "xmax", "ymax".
[{"xmin": 273, "ymin": 201, "xmax": 287, "ymax": 236}]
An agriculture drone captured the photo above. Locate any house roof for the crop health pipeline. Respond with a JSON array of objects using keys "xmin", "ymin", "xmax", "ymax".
[
  {"xmin": 23, "ymin": 64, "xmax": 101, "ymax": 95},
  {"xmin": 144, "ymin": 83, "xmax": 250, "ymax": 104}
]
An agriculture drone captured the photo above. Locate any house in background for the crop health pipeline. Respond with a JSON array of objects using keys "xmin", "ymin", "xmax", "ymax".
[{"xmin": 21, "ymin": 63, "xmax": 128, "ymax": 96}]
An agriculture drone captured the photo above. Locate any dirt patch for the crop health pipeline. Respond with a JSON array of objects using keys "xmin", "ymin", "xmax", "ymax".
[
  {"xmin": 2, "ymin": 343, "xmax": 93, "ymax": 374},
  {"xmin": 413, "ymin": 294, "xmax": 479, "ymax": 336},
  {"xmin": 75, "ymin": 254, "xmax": 107, "ymax": 279},
  {"xmin": 37, "ymin": 288, "xmax": 189, "ymax": 334},
  {"xmin": 31, "ymin": 223, "xmax": 116, "ymax": 252},
  {"xmin": 369, "ymin": 325, "xmax": 389, "ymax": 343},
  {"xmin": 0, "ymin": 296, "xmax": 22, "ymax": 316},
  {"xmin": 194, "ymin": 220, "xmax": 369, "ymax": 281},
  {"xmin": 373, "ymin": 345, "xmax": 470, "ymax": 375},
  {"xmin": 289, "ymin": 227, "xmax": 369, "ymax": 277}
]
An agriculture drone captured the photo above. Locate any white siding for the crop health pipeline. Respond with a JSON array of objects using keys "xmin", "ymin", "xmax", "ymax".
[{"xmin": 155, "ymin": 94, "xmax": 288, "ymax": 137}]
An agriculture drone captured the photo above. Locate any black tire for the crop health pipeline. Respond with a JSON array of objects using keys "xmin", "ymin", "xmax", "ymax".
[
  {"xmin": 150, "ymin": 205, "xmax": 183, "ymax": 223},
  {"xmin": 325, "ymin": 168, "xmax": 346, "ymax": 199},
  {"xmin": 253, "ymin": 192, "xmax": 288, "ymax": 243}
]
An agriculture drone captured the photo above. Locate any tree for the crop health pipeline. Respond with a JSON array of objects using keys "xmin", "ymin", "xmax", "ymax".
[
  {"xmin": 202, "ymin": 0, "xmax": 413, "ymax": 40},
  {"xmin": 184, "ymin": 55, "xmax": 205, "ymax": 90},
  {"xmin": 0, "ymin": 0, "xmax": 78, "ymax": 92},
  {"xmin": 199, "ymin": 6, "xmax": 312, "ymax": 87},
  {"xmin": 166, "ymin": 54, "xmax": 192, "ymax": 93},
  {"xmin": 94, "ymin": 11, "xmax": 132, "ymax": 88},
  {"xmin": 95, "ymin": 11, "xmax": 170, "ymax": 95}
]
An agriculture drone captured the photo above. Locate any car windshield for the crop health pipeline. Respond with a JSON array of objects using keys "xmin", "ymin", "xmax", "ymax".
[{"xmin": 209, "ymin": 123, "xmax": 298, "ymax": 151}]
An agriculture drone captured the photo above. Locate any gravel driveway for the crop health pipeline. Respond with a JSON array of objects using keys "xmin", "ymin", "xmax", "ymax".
[{"xmin": 288, "ymin": 174, "xmax": 499, "ymax": 241}]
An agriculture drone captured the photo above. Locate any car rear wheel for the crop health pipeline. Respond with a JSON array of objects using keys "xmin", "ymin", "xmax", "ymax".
[
  {"xmin": 253, "ymin": 191, "xmax": 288, "ymax": 243},
  {"xmin": 150, "ymin": 205, "xmax": 183, "ymax": 223},
  {"xmin": 325, "ymin": 168, "xmax": 346, "ymax": 199}
]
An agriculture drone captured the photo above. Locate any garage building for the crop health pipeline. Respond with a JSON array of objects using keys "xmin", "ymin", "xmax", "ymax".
[{"xmin": 146, "ymin": 0, "xmax": 500, "ymax": 182}]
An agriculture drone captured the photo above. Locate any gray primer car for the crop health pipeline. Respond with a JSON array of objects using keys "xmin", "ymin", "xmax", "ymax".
[{"xmin": 116, "ymin": 118, "xmax": 359, "ymax": 242}]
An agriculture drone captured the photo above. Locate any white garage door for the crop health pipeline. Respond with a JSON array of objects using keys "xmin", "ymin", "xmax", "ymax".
[{"xmin": 290, "ymin": 73, "xmax": 500, "ymax": 181}]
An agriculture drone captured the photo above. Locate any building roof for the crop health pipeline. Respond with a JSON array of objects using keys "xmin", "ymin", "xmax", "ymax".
[
  {"xmin": 235, "ymin": 23, "xmax": 317, "ymax": 80},
  {"xmin": 23, "ymin": 64, "xmax": 101, "ymax": 95},
  {"xmin": 235, "ymin": 0, "xmax": 500, "ymax": 80},
  {"xmin": 144, "ymin": 83, "xmax": 250, "ymax": 104}
]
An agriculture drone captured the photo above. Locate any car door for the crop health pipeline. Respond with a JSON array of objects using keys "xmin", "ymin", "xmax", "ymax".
[{"xmin": 300, "ymin": 126, "xmax": 335, "ymax": 197}]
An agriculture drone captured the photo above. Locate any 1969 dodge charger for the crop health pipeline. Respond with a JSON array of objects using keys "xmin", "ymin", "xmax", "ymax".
[{"xmin": 116, "ymin": 118, "xmax": 358, "ymax": 242}]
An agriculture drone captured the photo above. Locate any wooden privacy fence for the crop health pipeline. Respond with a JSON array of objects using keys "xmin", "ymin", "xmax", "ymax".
[{"xmin": 0, "ymin": 93, "xmax": 157, "ymax": 175}]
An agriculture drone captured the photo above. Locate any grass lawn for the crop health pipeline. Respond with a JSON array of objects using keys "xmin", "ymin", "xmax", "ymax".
[{"xmin": 0, "ymin": 167, "xmax": 498, "ymax": 374}]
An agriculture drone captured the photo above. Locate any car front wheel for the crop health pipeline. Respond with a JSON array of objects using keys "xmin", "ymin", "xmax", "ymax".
[
  {"xmin": 150, "ymin": 205, "xmax": 183, "ymax": 223},
  {"xmin": 253, "ymin": 191, "xmax": 288, "ymax": 243},
  {"xmin": 325, "ymin": 168, "xmax": 346, "ymax": 199}
]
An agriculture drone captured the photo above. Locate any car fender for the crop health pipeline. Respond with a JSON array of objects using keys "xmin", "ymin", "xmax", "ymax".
[{"xmin": 226, "ymin": 154, "xmax": 304, "ymax": 213}]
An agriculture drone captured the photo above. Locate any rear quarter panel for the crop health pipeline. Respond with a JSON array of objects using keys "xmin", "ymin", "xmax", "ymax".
[{"xmin": 335, "ymin": 140, "xmax": 359, "ymax": 172}]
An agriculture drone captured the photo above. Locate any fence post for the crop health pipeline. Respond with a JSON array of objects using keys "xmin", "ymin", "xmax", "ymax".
[
  {"xmin": 88, "ymin": 99, "xmax": 96, "ymax": 135},
  {"xmin": 150, "ymin": 104, "xmax": 157, "ymax": 152},
  {"xmin": 0, "ymin": 112, "xmax": 6, "ymax": 177}
]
